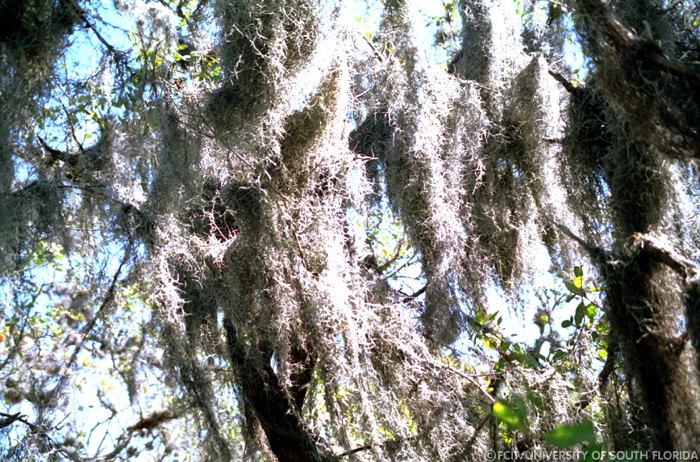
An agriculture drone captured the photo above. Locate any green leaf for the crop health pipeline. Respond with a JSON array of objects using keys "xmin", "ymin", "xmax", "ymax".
[
  {"xmin": 494, "ymin": 358, "xmax": 504, "ymax": 372},
  {"xmin": 564, "ymin": 279, "xmax": 584, "ymax": 297},
  {"xmin": 543, "ymin": 420, "xmax": 595, "ymax": 448},
  {"xmin": 574, "ymin": 266, "xmax": 583, "ymax": 278},
  {"xmin": 523, "ymin": 353, "xmax": 541, "ymax": 369},
  {"xmin": 575, "ymin": 302, "xmax": 585, "ymax": 325},
  {"xmin": 561, "ymin": 319, "xmax": 572, "ymax": 328},
  {"xmin": 492, "ymin": 400, "xmax": 523, "ymax": 428},
  {"xmin": 585, "ymin": 303, "xmax": 597, "ymax": 322}
]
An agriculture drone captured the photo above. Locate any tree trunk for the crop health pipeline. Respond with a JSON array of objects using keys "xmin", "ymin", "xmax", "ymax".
[
  {"xmin": 223, "ymin": 319, "xmax": 325, "ymax": 462},
  {"xmin": 571, "ymin": 0, "xmax": 700, "ymax": 448}
]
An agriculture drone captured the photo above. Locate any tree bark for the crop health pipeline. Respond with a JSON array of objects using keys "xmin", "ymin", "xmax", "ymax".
[{"xmin": 223, "ymin": 318, "xmax": 325, "ymax": 462}]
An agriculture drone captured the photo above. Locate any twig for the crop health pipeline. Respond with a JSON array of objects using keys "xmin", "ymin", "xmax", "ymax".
[
  {"xmin": 336, "ymin": 437, "xmax": 411, "ymax": 459},
  {"xmin": 402, "ymin": 285, "xmax": 427, "ymax": 302},
  {"xmin": 337, "ymin": 443, "xmax": 372, "ymax": 458},
  {"xmin": 548, "ymin": 70, "xmax": 578, "ymax": 94},
  {"xmin": 0, "ymin": 412, "xmax": 27, "ymax": 429},
  {"xmin": 357, "ymin": 31, "xmax": 385, "ymax": 63},
  {"xmin": 464, "ymin": 412, "xmax": 491, "ymax": 451},
  {"xmin": 64, "ymin": 0, "xmax": 124, "ymax": 60},
  {"xmin": 551, "ymin": 221, "xmax": 608, "ymax": 263},
  {"xmin": 438, "ymin": 362, "xmax": 496, "ymax": 404}
]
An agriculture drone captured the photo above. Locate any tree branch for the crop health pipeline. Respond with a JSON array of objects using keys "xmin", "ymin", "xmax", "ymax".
[
  {"xmin": 38, "ymin": 136, "xmax": 70, "ymax": 163},
  {"xmin": 402, "ymin": 285, "xmax": 427, "ymax": 302},
  {"xmin": 628, "ymin": 232, "xmax": 699, "ymax": 284},
  {"xmin": 50, "ymin": 240, "xmax": 133, "ymax": 405},
  {"xmin": 551, "ymin": 221, "xmax": 608, "ymax": 263},
  {"xmin": 223, "ymin": 318, "xmax": 328, "ymax": 462},
  {"xmin": 336, "ymin": 437, "xmax": 409, "ymax": 459},
  {"xmin": 63, "ymin": 0, "xmax": 124, "ymax": 60},
  {"xmin": 0, "ymin": 412, "xmax": 35, "ymax": 431},
  {"xmin": 548, "ymin": 70, "xmax": 579, "ymax": 94}
]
